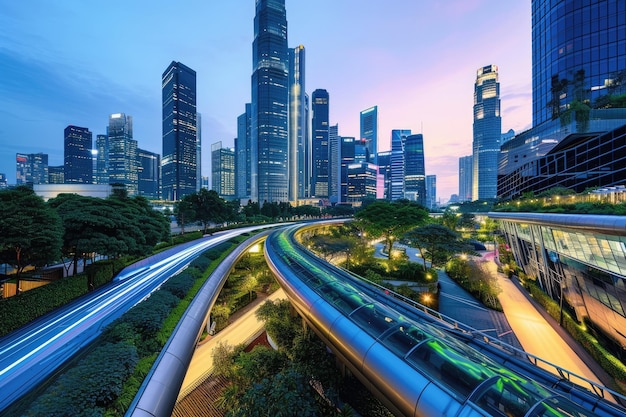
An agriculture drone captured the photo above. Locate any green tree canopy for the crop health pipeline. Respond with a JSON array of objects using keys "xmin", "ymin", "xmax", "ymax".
[
  {"xmin": 191, "ymin": 189, "xmax": 232, "ymax": 233},
  {"xmin": 0, "ymin": 187, "xmax": 63, "ymax": 284},
  {"xmin": 354, "ymin": 199, "xmax": 429, "ymax": 258},
  {"xmin": 403, "ymin": 224, "xmax": 474, "ymax": 269}
]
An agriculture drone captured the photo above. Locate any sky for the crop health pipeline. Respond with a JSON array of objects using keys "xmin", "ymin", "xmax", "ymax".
[{"xmin": 0, "ymin": 0, "xmax": 533, "ymax": 202}]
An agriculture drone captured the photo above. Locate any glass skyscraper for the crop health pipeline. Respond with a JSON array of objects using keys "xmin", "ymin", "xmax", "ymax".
[
  {"xmin": 532, "ymin": 0, "xmax": 626, "ymax": 128},
  {"xmin": 108, "ymin": 113, "xmax": 138, "ymax": 195},
  {"xmin": 64, "ymin": 125, "xmax": 93, "ymax": 184},
  {"xmin": 458, "ymin": 155, "xmax": 473, "ymax": 202},
  {"xmin": 472, "ymin": 65, "xmax": 501, "ymax": 201},
  {"xmin": 251, "ymin": 0, "xmax": 289, "ymax": 203},
  {"xmin": 235, "ymin": 103, "xmax": 252, "ymax": 200},
  {"xmin": 94, "ymin": 134, "xmax": 109, "ymax": 185},
  {"xmin": 162, "ymin": 61, "xmax": 198, "ymax": 201},
  {"xmin": 288, "ymin": 45, "xmax": 308, "ymax": 201},
  {"xmin": 16, "ymin": 153, "xmax": 48, "ymax": 185},
  {"xmin": 340, "ymin": 136, "xmax": 355, "ymax": 203},
  {"xmin": 311, "ymin": 89, "xmax": 329, "ymax": 199},
  {"xmin": 404, "ymin": 134, "xmax": 426, "ymax": 206},
  {"xmin": 390, "ymin": 129, "xmax": 411, "ymax": 201},
  {"xmin": 426, "ymin": 175, "xmax": 437, "ymax": 210},
  {"xmin": 137, "ymin": 148, "xmax": 160, "ymax": 199},
  {"xmin": 211, "ymin": 141, "xmax": 236, "ymax": 199},
  {"xmin": 328, "ymin": 124, "xmax": 340, "ymax": 203},
  {"xmin": 360, "ymin": 106, "xmax": 378, "ymax": 163}
]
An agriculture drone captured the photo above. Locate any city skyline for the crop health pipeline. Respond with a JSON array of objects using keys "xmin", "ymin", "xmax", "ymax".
[{"xmin": 0, "ymin": 0, "xmax": 532, "ymax": 202}]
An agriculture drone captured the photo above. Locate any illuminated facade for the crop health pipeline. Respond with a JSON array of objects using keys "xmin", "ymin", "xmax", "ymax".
[
  {"xmin": 64, "ymin": 125, "xmax": 92, "ymax": 184},
  {"xmin": 137, "ymin": 148, "xmax": 160, "ymax": 199},
  {"xmin": 235, "ymin": 103, "xmax": 252, "ymax": 200},
  {"xmin": 16, "ymin": 153, "xmax": 48, "ymax": 185},
  {"xmin": 211, "ymin": 141, "xmax": 236, "ymax": 199},
  {"xmin": 491, "ymin": 212, "xmax": 626, "ymax": 354},
  {"xmin": 339, "ymin": 136, "xmax": 355, "ymax": 203},
  {"xmin": 108, "ymin": 113, "xmax": 138, "ymax": 195},
  {"xmin": 311, "ymin": 89, "xmax": 329, "ymax": 199},
  {"xmin": 162, "ymin": 61, "xmax": 197, "ymax": 201},
  {"xmin": 94, "ymin": 134, "xmax": 109, "ymax": 185},
  {"xmin": 472, "ymin": 65, "xmax": 501, "ymax": 200},
  {"xmin": 288, "ymin": 45, "xmax": 308, "ymax": 201},
  {"xmin": 458, "ymin": 155, "xmax": 473, "ymax": 202},
  {"xmin": 360, "ymin": 106, "xmax": 378, "ymax": 163},
  {"xmin": 251, "ymin": 0, "xmax": 289, "ymax": 203},
  {"xmin": 328, "ymin": 124, "xmax": 340, "ymax": 203},
  {"xmin": 390, "ymin": 129, "xmax": 411, "ymax": 201},
  {"xmin": 347, "ymin": 162, "xmax": 381, "ymax": 204},
  {"xmin": 48, "ymin": 166, "xmax": 64, "ymax": 184},
  {"xmin": 404, "ymin": 134, "xmax": 426, "ymax": 206},
  {"xmin": 426, "ymin": 174, "xmax": 436, "ymax": 209}
]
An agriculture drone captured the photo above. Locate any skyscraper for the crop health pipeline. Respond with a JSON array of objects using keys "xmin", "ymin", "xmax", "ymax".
[
  {"xmin": 426, "ymin": 175, "xmax": 437, "ymax": 210},
  {"xmin": 196, "ymin": 112, "xmax": 202, "ymax": 193},
  {"xmin": 404, "ymin": 134, "xmax": 426, "ymax": 206},
  {"xmin": 16, "ymin": 153, "xmax": 48, "ymax": 185},
  {"xmin": 288, "ymin": 45, "xmax": 308, "ymax": 201},
  {"xmin": 137, "ymin": 148, "xmax": 160, "ymax": 199},
  {"xmin": 532, "ymin": 0, "xmax": 626, "ymax": 128},
  {"xmin": 339, "ymin": 136, "xmax": 355, "ymax": 203},
  {"xmin": 360, "ymin": 106, "xmax": 378, "ymax": 163},
  {"xmin": 211, "ymin": 141, "xmax": 236, "ymax": 199},
  {"xmin": 311, "ymin": 89, "xmax": 329, "ymax": 199},
  {"xmin": 458, "ymin": 155, "xmax": 473, "ymax": 202},
  {"xmin": 108, "ymin": 113, "xmax": 138, "ymax": 195},
  {"xmin": 377, "ymin": 151, "xmax": 391, "ymax": 200},
  {"xmin": 472, "ymin": 65, "xmax": 501, "ymax": 200},
  {"xmin": 64, "ymin": 125, "xmax": 93, "ymax": 184},
  {"xmin": 251, "ymin": 0, "xmax": 289, "ymax": 203},
  {"xmin": 328, "ymin": 124, "xmax": 340, "ymax": 203},
  {"xmin": 94, "ymin": 134, "xmax": 109, "ymax": 185},
  {"xmin": 390, "ymin": 129, "xmax": 411, "ymax": 201},
  {"xmin": 162, "ymin": 61, "xmax": 198, "ymax": 201},
  {"xmin": 235, "ymin": 103, "xmax": 252, "ymax": 200}
]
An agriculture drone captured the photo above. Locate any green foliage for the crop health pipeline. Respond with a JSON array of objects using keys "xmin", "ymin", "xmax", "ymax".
[
  {"xmin": 256, "ymin": 299, "xmax": 300, "ymax": 351},
  {"xmin": 404, "ymin": 224, "xmax": 473, "ymax": 269},
  {"xmin": 446, "ymin": 258, "xmax": 502, "ymax": 311}
]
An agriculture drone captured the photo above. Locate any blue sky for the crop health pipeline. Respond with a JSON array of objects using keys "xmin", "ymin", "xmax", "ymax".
[{"xmin": 0, "ymin": 0, "xmax": 532, "ymax": 201}]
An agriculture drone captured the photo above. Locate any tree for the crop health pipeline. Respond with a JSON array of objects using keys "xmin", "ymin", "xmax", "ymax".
[
  {"xmin": 191, "ymin": 189, "xmax": 231, "ymax": 233},
  {"xmin": 354, "ymin": 200, "xmax": 429, "ymax": 258},
  {"xmin": 173, "ymin": 195, "xmax": 195, "ymax": 234},
  {"xmin": 403, "ymin": 224, "xmax": 473, "ymax": 269},
  {"xmin": 0, "ymin": 187, "xmax": 63, "ymax": 291}
]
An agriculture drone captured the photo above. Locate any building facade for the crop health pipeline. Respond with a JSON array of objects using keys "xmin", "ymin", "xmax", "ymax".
[
  {"xmin": 162, "ymin": 61, "xmax": 197, "ymax": 201},
  {"xmin": 377, "ymin": 151, "xmax": 391, "ymax": 200},
  {"xmin": 108, "ymin": 113, "xmax": 138, "ymax": 195},
  {"xmin": 211, "ymin": 141, "xmax": 236, "ymax": 199},
  {"xmin": 404, "ymin": 134, "xmax": 426, "ymax": 206},
  {"xmin": 137, "ymin": 148, "xmax": 160, "ymax": 199},
  {"xmin": 347, "ymin": 162, "xmax": 381, "ymax": 205},
  {"xmin": 235, "ymin": 103, "xmax": 252, "ymax": 200},
  {"xmin": 426, "ymin": 175, "xmax": 437, "ymax": 210},
  {"xmin": 328, "ymin": 124, "xmax": 340, "ymax": 203},
  {"xmin": 360, "ymin": 106, "xmax": 378, "ymax": 163},
  {"xmin": 48, "ymin": 166, "xmax": 64, "ymax": 184},
  {"xmin": 288, "ymin": 45, "xmax": 308, "ymax": 201},
  {"xmin": 459, "ymin": 155, "xmax": 473, "ymax": 202},
  {"xmin": 94, "ymin": 134, "xmax": 109, "ymax": 185},
  {"xmin": 490, "ymin": 212, "xmax": 626, "ymax": 355},
  {"xmin": 16, "ymin": 153, "xmax": 48, "ymax": 185},
  {"xmin": 311, "ymin": 89, "xmax": 329, "ymax": 199},
  {"xmin": 64, "ymin": 125, "xmax": 93, "ymax": 184},
  {"xmin": 472, "ymin": 65, "xmax": 501, "ymax": 201},
  {"xmin": 390, "ymin": 129, "xmax": 411, "ymax": 201},
  {"xmin": 339, "ymin": 136, "xmax": 355, "ymax": 203},
  {"xmin": 251, "ymin": 0, "xmax": 289, "ymax": 203}
]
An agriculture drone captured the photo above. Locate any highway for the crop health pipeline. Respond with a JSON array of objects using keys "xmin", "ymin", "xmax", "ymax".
[{"xmin": 0, "ymin": 225, "xmax": 267, "ymax": 413}]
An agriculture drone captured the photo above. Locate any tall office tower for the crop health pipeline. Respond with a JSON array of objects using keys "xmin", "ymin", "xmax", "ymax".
[
  {"xmin": 360, "ymin": 106, "xmax": 378, "ymax": 163},
  {"xmin": 426, "ymin": 175, "xmax": 437, "ymax": 210},
  {"xmin": 311, "ymin": 89, "xmax": 329, "ymax": 198},
  {"xmin": 458, "ymin": 155, "xmax": 473, "ymax": 202},
  {"xmin": 108, "ymin": 113, "xmax": 138, "ymax": 195},
  {"xmin": 162, "ymin": 61, "xmax": 198, "ymax": 201},
  {"xmin": 235, "ymin": 103, "xmax": 252, "ymax": 199},
  {"xmin": 197, "ymin": 112, "xmax": 202, "ymax": 192},
  {"xmin": 328, "ymin": 124, "xmax": 340, "ymax": 203},
  {"xmin": 211, "ymin": 141, "xmax": 236, "ymax": 199},
  {"xmin": 94, "ymin": 134, "xmax": 109, "ymax": 184},
  {"xmin": 48, "ymin": 166, "xmax": 64, "ymax": 184},
  {"xmin": 64, "ymin": 125, "xmax": 93, "ymax": 184},
  {"xmin": 288, "ymin": 45, "xmax": 308, "ymax": 201},
  {"xmin": 533, "ymin": 0, "xmax": 626, "ymax": 128},
  {"xmin": 339, "ymin": 136, "xmax": 355, "ymax": 203},
  {"xmin": 390, "ymin": 129, "xmax": 411, "ymax": 201},
  {"xmin": 347, "ymin": 162, "xmax": 381, "ymax": 205},
  {"xmin": 137, "ymin": 148, "xmax": 160, "ymax": 199},
  {"xmin": 251, "ymin": 0, "xmax": 289, "ymax": 203},
  {"xmin": 376, "ymin": 151, "xmax": 391, "ymax": 200},
  {"xmin": 16, "ymin": 153, "xmax": 48, "ymax": 185},
  {"xmin": 404, "ymin": 134, "xmax": 426, "ymax": 206},
  {"xmin": 0, "ymin": 173, "xmax": 7, "ymax": 189},
  {"xmin": 472, "ymin": 65, "xmax": 501, "ymax": 201}
]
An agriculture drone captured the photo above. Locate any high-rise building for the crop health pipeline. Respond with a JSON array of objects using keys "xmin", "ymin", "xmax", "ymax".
[
  {"xmin": 137, "ymin": 148, "xmax": 160, "ymax": 199},
  {"xmin": 0, "ymin": 173, "xmax": 7, "ymax": 189},
  {"xmin": 404, "ymin": 134, "xmax": 426, "ymax": 206},
  {"xmin": 94, "ymin": 134, "xmax": 109, "ymax": 185},
  {"xmin": 360, "ymin": 106, "xmax": 378, "ymax": 163},
  {"xmin": 340, "ymin": 136, "xmax": 355, "ymax": 203},
  {"xmin": 48, "ymin": 166, "xmax": 64, "ymax": 184},
  {"xmin": 64, "ymin": 125, "xmax": 93, "ymax": 184},
  {"xmin": 533, "ymin": 0, "xmax": 626, "ymax": 128},
  {"xmin": 197, "ymin": 112, "xmax": 202, "ymax": 193},
  {"xmin": 347, "ymin": 162, "xmax": 381, "ymax": 205},
  {"xmin": 211, "ymin": 141, "xmax": 236, "ymax": 199},
  {"xmin": 162, "ymin": 61, "xmax": 198, "ymax": 201},
  {"xmin": 426, "ymin": 175, "xmax": 437, "ymax": 210},
  {"xmin": 472, "ymin": 65, "xmax": 501, "ymax": 200},
  {"xmin": 235, "ymin": 103, "xmax": 252, "ymax": 200},
  {"xmin": 288, "ymin": 45, "xmax": 308, "ymax": 201},
  {"xmin": 251, "ymin": 0, "xmax": 289, "ymax": 203},
  {"xmin": 311, "ymin": 89, "xmax": 329, "ymax": 199},
  {"xmin": 390, "ymin": 129, "xmax": 411, "ymax": 201},
  {"xmin": 377, "ymin": 151, "xmax": 391, "ymax": 200},
  {"xmin": 458, "ymin": 155, "xmax": 473, "ymax": 202},
  {"xmin": 108, "ymin": 113, "xmax": 138, "ymax": 195},
  {"xmin": 16, "ymin": 153, "xmax": 48, "ymax": 185},
  {"xmin": 328, "ymin": 124, "xmax": 340, "ymax": 203}
]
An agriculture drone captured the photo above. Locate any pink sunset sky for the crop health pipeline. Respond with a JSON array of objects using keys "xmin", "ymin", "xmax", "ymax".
[{"xmin": 0, "ymin": 0, "xmax": 533, "ymax": 202}]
